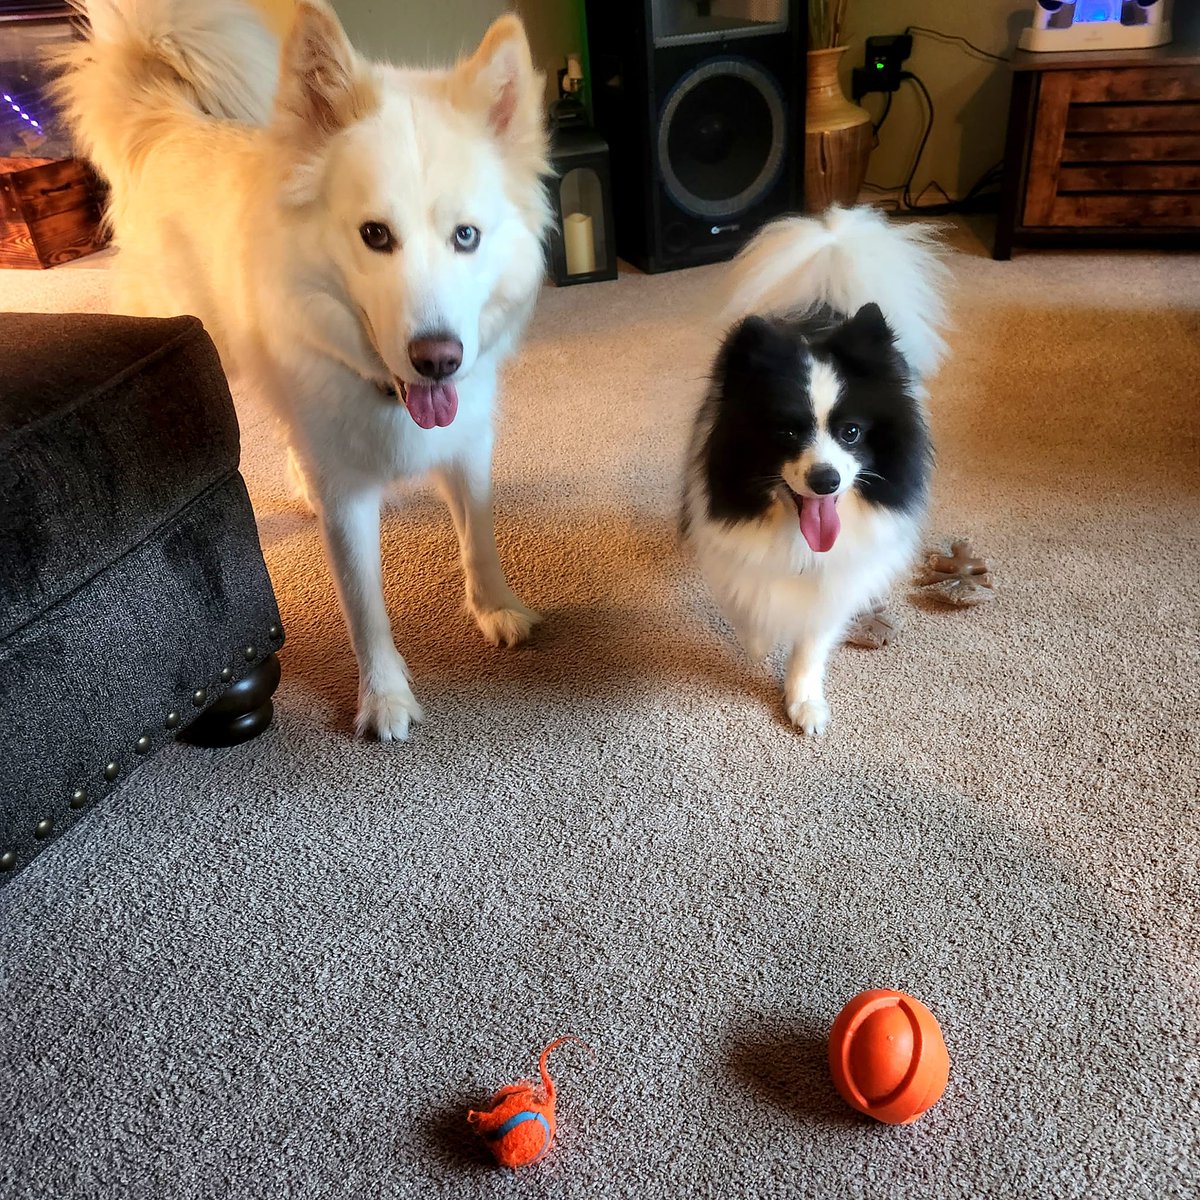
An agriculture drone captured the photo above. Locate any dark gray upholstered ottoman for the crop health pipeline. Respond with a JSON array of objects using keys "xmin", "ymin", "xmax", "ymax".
[{"xmin": 0, "ymin": 312, "xmax": 283, "ymax": 883}]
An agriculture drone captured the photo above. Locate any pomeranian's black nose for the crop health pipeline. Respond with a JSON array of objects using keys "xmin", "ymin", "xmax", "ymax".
[
  {"xmin": 408, "ymin": 335, "xmax": 463, "ymax": 380},
  {"xmin": 806, "ymin": 464, "xmax": 841, "ymax": 495}
]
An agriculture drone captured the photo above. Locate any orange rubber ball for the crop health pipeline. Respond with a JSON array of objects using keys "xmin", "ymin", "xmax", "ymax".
[{"xmin": 828, "ymin": 989, "xmax": 950, "ymax": 1125}]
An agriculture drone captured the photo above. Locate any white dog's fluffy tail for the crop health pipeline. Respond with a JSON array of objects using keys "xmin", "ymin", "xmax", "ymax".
[
  {"xmin": 724, "ymin": 205, "xmax": 951, "ymax": 380},
  {"xmin": 54, "ymin": 0, "xmax": 278, "ymax": 184}
]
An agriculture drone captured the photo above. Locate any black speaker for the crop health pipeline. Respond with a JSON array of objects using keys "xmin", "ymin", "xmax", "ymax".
[{"xmin": 584, "ymin": 1, "xmax": 804, "ymax": 274}]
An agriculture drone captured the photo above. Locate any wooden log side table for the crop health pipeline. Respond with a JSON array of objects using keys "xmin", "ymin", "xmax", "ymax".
[{"xmin": 993, "ymin": 40, "xmax": 1200, "ymax": 259}]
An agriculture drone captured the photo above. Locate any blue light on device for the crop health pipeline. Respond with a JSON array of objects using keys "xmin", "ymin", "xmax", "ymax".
[{"xmin": 1077, "ymin": 0, "xmax": 1120, "ymax": 19}]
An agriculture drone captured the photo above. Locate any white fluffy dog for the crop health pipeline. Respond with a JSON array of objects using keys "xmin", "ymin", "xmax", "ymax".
[{"xmin": 55, "ymin": 0, "xmax": 551, "ymax": 739}]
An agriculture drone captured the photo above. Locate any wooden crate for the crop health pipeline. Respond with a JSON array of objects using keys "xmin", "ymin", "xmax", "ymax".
[
  {"xmin": 0, "ymin": 156, "xmax": 109, "ymax": 270},
  {"xmin": 994, "ymin": 41, "xmax": 1200, "ymax": 258}
]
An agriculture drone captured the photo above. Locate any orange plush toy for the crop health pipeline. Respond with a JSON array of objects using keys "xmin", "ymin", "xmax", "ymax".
[{"xmin": 467, "ymin": 1037, "xmax": 587, "ymax": 1168}]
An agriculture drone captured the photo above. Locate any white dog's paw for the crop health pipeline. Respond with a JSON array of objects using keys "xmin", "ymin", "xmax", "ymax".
[
  {"xmin": 787, "ymin": 695, "xmax": 830, "ymax": 736},
  {"xmin": 286, "ymin": 447, "xmax": 317, "ymax": 516},
  {"xmin": 355, "ymin": 685, "xmax": 425, "ymax": 742},
  {"xmin": 472, "ymin": 599, "xmax": 541, "ymax": 649},
  {"xmin": 744, "ymin": 636, "xmax": 771, "ymax": 663}
]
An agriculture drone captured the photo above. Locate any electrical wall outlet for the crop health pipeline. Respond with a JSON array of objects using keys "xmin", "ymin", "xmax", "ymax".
[{"xmin": 852, "ymin": 34, "xmax": 913, "ymax": 100}]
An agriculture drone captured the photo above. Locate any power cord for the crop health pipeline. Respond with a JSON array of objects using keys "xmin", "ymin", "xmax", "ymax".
[
  {"xmin": 899, "ymin": 71, "xmax": 936, "ymax": 210},
  {"xmin": 862, "ymin": 71, "xmax": 937, "ymax": 210},
  {"xmin": 869, "ymin": 166, "xmax": 1004, "ymax": 216},
  {"xmin": 869, "ymin": 90, "xmax": 894, "ymax": 136},
  {"xmin": 900, "ymin": 162, "xmax": 1004, "ymax": 216},
  {"xmin": 861, "ymin": 36, "xmax": 1010, "ymax": 215},
  {"xmin": 905, "ymin": 24, "xmax": 1011, "ymax": 65}
]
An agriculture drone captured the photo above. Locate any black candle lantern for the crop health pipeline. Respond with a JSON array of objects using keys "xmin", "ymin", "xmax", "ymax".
[{"xmin": 546, "ymin": 124, "xmax": 618, "ymax": 286}]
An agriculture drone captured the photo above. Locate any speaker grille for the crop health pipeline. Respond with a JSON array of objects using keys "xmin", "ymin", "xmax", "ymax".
[{"xmin": 656, "ymin": 57, "xmax": 786, "ymax": 221}]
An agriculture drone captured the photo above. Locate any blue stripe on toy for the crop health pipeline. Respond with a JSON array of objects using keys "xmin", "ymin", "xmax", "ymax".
[{"xmin": 485, "ymin": 1110, "xmax": 551, "ymax": 1156}]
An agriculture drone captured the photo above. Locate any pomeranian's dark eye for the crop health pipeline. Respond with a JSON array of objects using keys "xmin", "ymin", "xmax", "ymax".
[
  {"xmin": 454, "ymin": 224, "xmax": 481, "ymax": 253},
  {"xmin": 836, "ymin": 422, "xmax": 862, "ymax": 446},
  {"xmin": 359, "ymin": 222, "xmax": 394, "ymax": 253}
]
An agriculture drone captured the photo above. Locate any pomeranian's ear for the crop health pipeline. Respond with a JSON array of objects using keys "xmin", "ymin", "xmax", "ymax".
[
  {"xmin": 273, "ymin": 0, "xmax": 378, "ymax": 143},
  {"xmin": 719, "ymin": 315, "xmax": 802, "ymax": 389},
  {"xmin": 826, "ymin": 303, "xmax": 899, "ymax": 370},
  {"xmin": 450, "ymin": 16, "xmax": 546, "ymax": 157}
]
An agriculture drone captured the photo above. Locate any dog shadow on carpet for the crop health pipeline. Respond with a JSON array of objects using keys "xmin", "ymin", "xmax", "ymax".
[
  {"xmin": 268, "ymin": 503, "xmax": 794, "ymax": 737},
  {"xmin": 274, "ymin": 595, "xmax": 785, "ymax": 743}
]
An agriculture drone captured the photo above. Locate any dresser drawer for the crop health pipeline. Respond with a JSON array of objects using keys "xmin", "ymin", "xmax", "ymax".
[
  {"xmin": 1066, "ymin": 101, "xmax": 1200, "ymax": 132},
  {"xmin": 1038, "ymin": 193, "xmax": 1200, "ymax": 227},
  {"xmin": 1068, "ymin": 65, "xmax": 1200, "ymax": 102}
]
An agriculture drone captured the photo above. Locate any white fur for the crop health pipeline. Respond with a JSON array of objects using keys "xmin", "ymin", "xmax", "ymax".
[
  {"xmin": 782, "ymin": 358, "xmax": 862, "ymax": 499},
  {"xmin": 65, "ymin": 0, "xmax": 279, "ymax": 135},
  {"xmin": 685, "ymin": 207, "xmax": 949, "ymax": 735},
  {"xmin": 56, "ymin": 0, "xmax": 550, "ymax": 740},
  {"xmin": 724, "ymin": 204, "xmax": 950, "ymax": 380}
]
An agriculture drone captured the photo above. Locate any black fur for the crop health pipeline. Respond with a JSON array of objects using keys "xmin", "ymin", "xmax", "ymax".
[{"xmin": 700, "ymin": 304, "xmax": 932, "ymax": 524}]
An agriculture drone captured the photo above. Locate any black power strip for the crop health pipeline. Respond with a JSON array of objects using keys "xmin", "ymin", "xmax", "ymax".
[
  {"xmin": 852, "ymin": 35, "xmax": 913, "ymax": 100},
  {"xmin": 855, "ymin": 26, "xmax": 1007, "ymax": 215}
]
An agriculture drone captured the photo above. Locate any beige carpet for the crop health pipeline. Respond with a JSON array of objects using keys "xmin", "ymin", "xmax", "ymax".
[{"xmin": 1, "ymin": 222, "xmax": 1198, "ymax": 1198}]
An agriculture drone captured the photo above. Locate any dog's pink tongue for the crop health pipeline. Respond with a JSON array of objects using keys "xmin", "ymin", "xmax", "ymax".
[
  {"xmin": 798, "ymin": 494, "xmax": 841, "ymax": 553},
  {"xmin": 404, "ymin": 382, "xmax": 458, "ymax": 429}
]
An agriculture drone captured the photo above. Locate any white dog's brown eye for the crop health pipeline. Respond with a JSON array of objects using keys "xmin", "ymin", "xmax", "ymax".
[
  {"xmin": 837, "ymin": 423, "xmax": 862, "ymax": 446},
  {"xmin": 360, "ymin": 221, "xmax": 394, "ymax": 253},
  {"xmin": 454, "ymin": 224, "xmax": 481, "ymax": 253}
]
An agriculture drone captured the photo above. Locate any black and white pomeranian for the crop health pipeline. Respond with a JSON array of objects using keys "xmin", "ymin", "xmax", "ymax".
[{"xmin": 682, "ymin": 205, "xmax": 949, "ymax": 734}]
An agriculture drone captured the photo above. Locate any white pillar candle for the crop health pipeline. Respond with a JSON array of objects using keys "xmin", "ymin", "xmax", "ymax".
[{"xmin": 563, "ymin": 211, "xmax": 597, "ymax": 275}]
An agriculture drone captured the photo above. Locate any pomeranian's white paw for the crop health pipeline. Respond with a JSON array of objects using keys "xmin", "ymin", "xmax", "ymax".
[
  {"xmin": 356, "ymin": 684, "xmax": 425, "ymax": 742},
  {"xmin": 472, "ymin": 599, "xmax": 541, "ymax": 648},
  {"xmin": 787, "ymin": 695, "xmax": 830, "ymax": 736}
]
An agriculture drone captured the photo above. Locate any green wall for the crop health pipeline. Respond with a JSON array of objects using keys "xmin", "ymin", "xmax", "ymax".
[
  {"xmin": 516, "ymin": 0, "xmax": 583, "ymax": 104},
  {"xmin": 329, "ymin": 0, "xmax": 504, "ymax": 64},
  {"xmin": 332, "ymin": 2, "xmax": 1199, "ymax": 203},
  {"xmin": 509, "ymin": 0, "xmax": 1026, "ymax": 201},
  {"xmin": 839, "ymin": 1, "xmax": 1024, "ymax": 200},
  {"xmin": 327, "ymin": 0, "xmax": 582, "ymax": 95}
]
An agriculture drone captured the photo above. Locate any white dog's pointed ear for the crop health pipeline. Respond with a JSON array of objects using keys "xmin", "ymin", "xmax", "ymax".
[
  {"xmin": 451, "ymin": 15, "xmax": 544, "ymax": 145},
  {"xmin": 274, "ymin": 0, "xmax": 377, "ymax": 140}
]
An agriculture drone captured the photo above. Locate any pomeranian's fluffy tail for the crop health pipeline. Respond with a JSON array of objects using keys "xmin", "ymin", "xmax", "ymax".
[
  {"xmin": 724, "ymin": 205, "xmax": 951, "ymax": 380},
  {"xmin": 54, "ymin": 0, "xmax": 279, "ymax": 184}
]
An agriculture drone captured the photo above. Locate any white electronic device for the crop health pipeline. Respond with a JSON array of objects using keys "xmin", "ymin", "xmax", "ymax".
[{"xmin": 1018, "ymin": 0, "xmax": 1173, "ymax": 52}]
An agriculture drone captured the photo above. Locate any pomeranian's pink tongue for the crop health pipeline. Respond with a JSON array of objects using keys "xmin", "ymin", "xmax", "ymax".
[
  {"xmin": 403, "ymin": 382, "xmax": 458, "ymax": 429},
  {"xmin": 798, "ymin": 494, "xmax": 841, "ymax": 553}
]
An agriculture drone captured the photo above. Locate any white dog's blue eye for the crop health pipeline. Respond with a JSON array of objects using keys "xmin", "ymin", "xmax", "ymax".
[
  {"xmin": 454, "ymin": 225, "xmax": 481, "ymax": 253},
  {"xmin": 360, "ymin": 221, "xmax": 394, "ymax": 253},
  {"xmin": 837, "ymin": 423, "xmax": 862, "ymax": 446}
]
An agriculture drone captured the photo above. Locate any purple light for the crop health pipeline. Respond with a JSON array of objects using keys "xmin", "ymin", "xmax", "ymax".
[{"xmin": 3, "ymin": 88, "xmax": 45, "ymax": 133}]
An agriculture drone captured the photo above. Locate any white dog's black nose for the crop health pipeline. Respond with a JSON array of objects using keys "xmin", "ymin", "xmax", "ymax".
[
  {"xmin": 806, "ymin": 464, "xmax": 841, "ymax": 495},
  {"xmin": 408, "ymin": 335, "xmax": 462, "ymax": 380}
]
